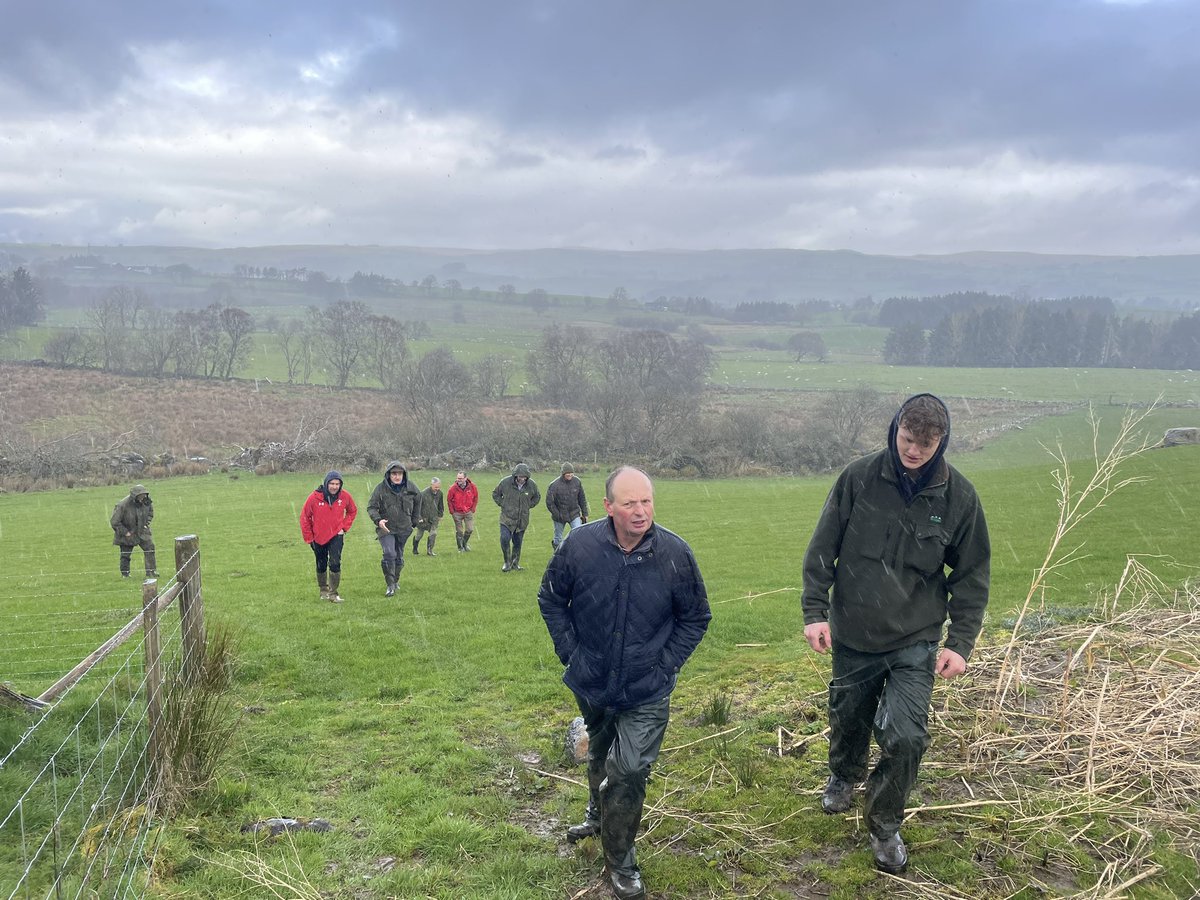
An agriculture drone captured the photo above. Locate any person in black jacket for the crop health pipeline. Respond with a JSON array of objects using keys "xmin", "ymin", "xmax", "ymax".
[
  {"xmin": 538, "ymin": 466, "xmax": 711, "ymax": 900},
  {"xmin": 802, "ymin": 394, "xmax": 990, "ymax": 875},
  {"xmin": 366, "ymin": 461, "xmax": 421, "ymax": 597}
]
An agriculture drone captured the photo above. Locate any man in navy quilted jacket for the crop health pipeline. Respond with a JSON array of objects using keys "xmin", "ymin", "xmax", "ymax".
[{"xmin": 538, "ymin": 466, "xmax": 711, "ymax": 900}]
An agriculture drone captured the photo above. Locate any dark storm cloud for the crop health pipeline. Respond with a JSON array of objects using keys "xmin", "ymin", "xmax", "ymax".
[{"xmin": 2, "ymin": 0, "xmax": 1199, "ymax": 253}]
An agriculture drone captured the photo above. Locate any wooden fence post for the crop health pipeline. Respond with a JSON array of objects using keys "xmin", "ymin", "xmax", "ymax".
[
  {"xmin": 142, "ymin": 579, "xmax": 164, "ymax": 786},
  {"xmin": 174, "ymin": 535, "xmax": 205, "ymax": 683}
]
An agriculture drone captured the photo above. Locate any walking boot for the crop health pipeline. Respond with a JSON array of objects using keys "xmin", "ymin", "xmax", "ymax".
[
  {"xmin": 426, "ymin": 535, "xmax": 437, "ymax": 557},
  {"xmin": 821, "ymin": 775, "xmax": 856, "ymax": 814},
  {"xmin": 870, "ymin": 832, "xmax": 908, "ymax": 874},
  {"xmin": 608, "ymin": 869, "xmax": 646, "ymax": 900},
  {"xmin": 462, "ymin": 530, "xmax": 472, "ymax": 551},
  {"xmin": 565, "ymin": 796, "xmax": 601, "ymax": 843},
  {"xmin": 317, "ymin": 571, "xmax": 330, "ymax": 601},
  {"xmin": 328, "ymin": 571, "xmax": 345, "ymax": 603}
]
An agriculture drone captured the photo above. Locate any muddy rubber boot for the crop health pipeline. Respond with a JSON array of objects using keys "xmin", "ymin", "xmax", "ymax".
[
  {"xmin": 328, "ymin": 571, "xmax": 344, "ymax": 603},
  {"xmin": 382, "ymin": 560, "xmax": 396, "ymax": 597},
  {"xmin": 462, "ymin": 530, "xmax": 473, "ymax": 551},
  {"xmin": 317, "ymin": 571, "xmax": 330, "ymax": 601},
  {"xmin": 566, "ymin": 794, "xmax": 601, "ymax": 843},
  {"xmin": 601, "ymin": 777, "xmax": 646, "ymax": 897},
  {"xmin": 427, "ymin": 534, "xmax": 437, "ymax": 556},
  {"xmin": 456, "ymin": 533, "xmax": 464, "ymax": 552}
]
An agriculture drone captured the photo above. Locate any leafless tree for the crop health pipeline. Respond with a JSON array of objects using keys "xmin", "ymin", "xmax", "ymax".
[
  {"xmin": 137, "ymin": 307, "xmax": 178, "ymax": 375},
  {"xmin": 363, "ymin": 314, "xmax": 409, "ymax": 388},
  {"xmin": 526, "ymin": 323, "xmax": 593, "ymax": 406},
  {"xmin": 88, "ymin": 285, "xmax": 147, "ymax": 371},
  {"xmin": 276, "ymin": 320, "xmax": 308, "ymax": 383},
  {"xmin": 42, "ymin": 327, "xmax": 96, "ymax": 367},
  {"xmin": 818, "ymin": 383, "xmax": 890, "ymax": 453},
  {"xmin": 473, "ymin": 354, "xmax": 513, "ymax": 400},
  {"xmin": 314, "ymin": 300, "xmax": 373, "ymax": 388},
  {"xmin": 216, "ymin": 304, "xmax": 255, "ymax": 378},
  {"xmin": 401, "ymin": 347, "xmax": 477, "ymax": 448}
]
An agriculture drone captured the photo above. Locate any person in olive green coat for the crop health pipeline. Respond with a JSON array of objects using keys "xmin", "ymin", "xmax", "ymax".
[
  {"xmin": 412, "ymin": 477, "xmax": 445, "ymax": 556},
  {"xmin": 801, "ymin": 393, "xmax": 990, "ymax": 876},
  {"xmin": 367, "ymin": 461, "xmax": 421, "ymax": 597},
  {"xmin": 110, "ymin": 484, "xmax": 156, "ymax": 579},
  {"xmin": 492, "ymin": 462, "xmax": 540, "ymax": 572}
]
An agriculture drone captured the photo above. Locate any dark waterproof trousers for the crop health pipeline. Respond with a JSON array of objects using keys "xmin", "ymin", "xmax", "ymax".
[
  {"xmin": 310, "ymin": 533, "xmax": 344, "ymax": 574},
  {"xmin": 575, "ymin": 694, "xmax": 670, "ymax": 877},
  {"xmin": 118, "ymin": 539, "xmax": 156, "ymax": 577},
  {"xmin": 827, "ymin": 641, "xmax": 937, "ymax": 840}
]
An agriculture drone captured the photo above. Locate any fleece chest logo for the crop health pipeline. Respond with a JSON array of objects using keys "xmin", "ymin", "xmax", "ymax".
[{"xmin": 929, "ymin": 515, "xmax": 943, "ymax": 524}]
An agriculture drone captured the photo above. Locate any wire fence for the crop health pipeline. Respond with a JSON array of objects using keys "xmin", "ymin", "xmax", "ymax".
[{"xmin": 1, "ymin": 536, "xmax": 205, "ymax": 900}]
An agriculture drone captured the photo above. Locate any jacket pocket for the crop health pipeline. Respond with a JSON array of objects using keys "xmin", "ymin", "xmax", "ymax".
[{"xmin": 909, "ymin": 525, "xmax": 949, "ymax": 574}]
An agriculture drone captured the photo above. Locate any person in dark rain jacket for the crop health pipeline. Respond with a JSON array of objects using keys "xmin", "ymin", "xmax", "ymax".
[
  {"xmin": 538, "ymin": 466, "xmax": 711, "ymax": 900},
  {"xmin": 492, "ymin": 463, "xmax": 539, "ymax": 572},
  {"xmin": 801, "ymin": 393, "xmax": 990, "ymax": 875},
  {"xmin": 110, "ymin": 484, "xmax": 156, "ymax": 579},
  {"xmin": 366, "ymin": 461, "xmax": 421, "ymax": 597}
]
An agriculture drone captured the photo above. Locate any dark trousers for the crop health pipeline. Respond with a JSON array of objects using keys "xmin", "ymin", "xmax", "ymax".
[
  {"xmin": 499, "ymin": 525, "xmax": 524, "ymax": 561},
  {"xmin": 310, "ymin": 534, "xmax": 344, "ymax": 573},
  {"xmin": 827, "ymin": 641, "xmax": 937, "ymax": 840},
  {"xmin": 575, "ymin": 694, "xmax": 671, "ymax": 876},
  {"xmin": 378, "ymin": 533, "xmax": 407, "ymax": 570},
  {"xmin": 118, "ymin": 539, "xmax": 156, "ymax": 577}
]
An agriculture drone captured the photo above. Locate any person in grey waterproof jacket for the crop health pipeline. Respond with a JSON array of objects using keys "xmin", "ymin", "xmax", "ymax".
[
  {"xmin": 801, "ymin": 393, "xmax": 990, "ymax": 875},
  {"xmin": 545, "ymin": 462, "xmax": 589, "ymax": 551},
  {"xmin": 538, "ymin": 466, "xmax": 710, "ymax": 900},
  {"xmin": 492, "ymin": 462, "xmax": 540, "ymax": 571},
  {"xmin": 110, "ymin": 484, "xmax": 156, "ymax": 579},
  {"xmin": 367, "ymin": 461, "xmax": 421, "ymax": 597}
]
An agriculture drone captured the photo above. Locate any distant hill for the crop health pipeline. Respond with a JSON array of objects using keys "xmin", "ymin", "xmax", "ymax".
[{"xmin": 4, "ymin": 242, "xmax": 1200, "ymax": 307}]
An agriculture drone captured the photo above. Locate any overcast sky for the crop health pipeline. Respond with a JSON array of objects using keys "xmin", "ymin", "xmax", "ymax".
[{"xmin": 2, "ymin": 0, "xmax": 1198, "ymax": 256}]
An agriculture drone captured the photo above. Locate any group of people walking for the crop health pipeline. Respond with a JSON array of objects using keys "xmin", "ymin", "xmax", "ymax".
[
  {"xmin": 296, "ymin": 462, "xmax": 593, "ymax": 600},
  {"xmin": 113, "ymin": 393, "xmax": 989, "ymax": 899}
]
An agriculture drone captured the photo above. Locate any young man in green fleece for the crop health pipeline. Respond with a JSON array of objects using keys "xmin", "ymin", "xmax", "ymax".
[{"xmin": 802, "ymin": 393, "xmax": 990, "ymax": 874}]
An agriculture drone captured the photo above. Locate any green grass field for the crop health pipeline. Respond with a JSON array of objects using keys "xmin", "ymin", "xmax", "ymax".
[{"xmin": 2, "ymin": 416, "xmax": 1198, "ymax": 897}]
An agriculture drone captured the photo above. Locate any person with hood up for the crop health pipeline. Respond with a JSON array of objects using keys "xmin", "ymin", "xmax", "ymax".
[
  {"xmin": 801, "ymin": 393, "xmax": 990, "ymax": 874},
  {"xmin": 110, "ymin": 484, "xmax": 156, "ymax": 579},
  {"xmin": 492, "ymin": 463, "xmax": 540, "ymax": 572},
  {"xmin": 412, "ymin": 477, "xmax": 445, "ymax": 557},
  {"xmin": 447, "ymin": 470, "xmax": 479, "ymax": 552},
  {"xmin": 300, "ymin": 471, "xmax": 358, "ymax": 603},
  {"xmin": 545, "ymin": 462, "xmax": 589, "ymax": 551},
  {"xmin": 367, "ymin": 461, "xmax": 421, "ymax": 596}
]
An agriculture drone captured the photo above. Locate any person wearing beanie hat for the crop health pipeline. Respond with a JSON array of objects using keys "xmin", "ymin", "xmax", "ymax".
[
  {"xmin": 366, "ymin": 462, "xmax": 420, "ymax": 597},
  {"xmin": 801, "ymin": 394, "xmax": 990, "ymax": 875},
  {"xmin": 300, "ymin": 470, "xmax": 358, "ymax": 602},
  {"xmin": 492, "ymin": 463, "xmax": 540, "ymax": 571},
  {"xmin": 545, "ymin": 463, "xmax": 589, "ymax": 551},
  {"xmin": 110, "ymin": 484, "xmax": 156, "ymax": 579}
]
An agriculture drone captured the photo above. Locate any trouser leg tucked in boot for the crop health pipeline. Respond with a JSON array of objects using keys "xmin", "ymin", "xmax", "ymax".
[
  {"xmin": 456, "ymin": 533, "xmax": 464, "ymax": 552},
  {"xmin": 381, "ymin": 559, "xmax": 397, "ymax": 597},
  {"xmin": 567, "ymin": 748, "xmax": 606, "ymax": 842},
  {"xmin": 328, "ymin": 570, "xmax": 344, "ymax": 603}
]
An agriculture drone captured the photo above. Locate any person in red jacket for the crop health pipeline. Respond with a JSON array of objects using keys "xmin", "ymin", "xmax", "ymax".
[
  {"xmin": 299, "ymin": 470, "xmax": 358, "ymax": 603},
  {"xmin": 446, "ymin": 470, "xmax": 479, "ymax": 552}
]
